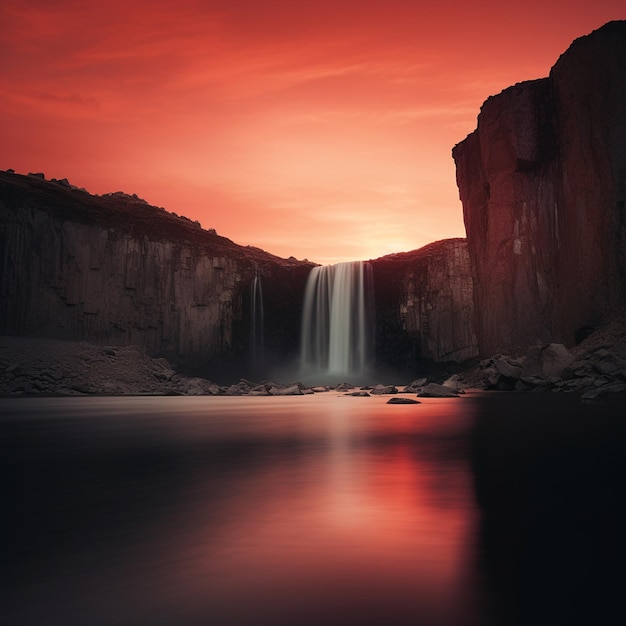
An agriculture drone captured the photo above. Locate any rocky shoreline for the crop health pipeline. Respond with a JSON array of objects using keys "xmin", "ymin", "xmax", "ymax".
[{"xmin": 2, "ymin": 312, "xmax": 626, "ymax": 403}]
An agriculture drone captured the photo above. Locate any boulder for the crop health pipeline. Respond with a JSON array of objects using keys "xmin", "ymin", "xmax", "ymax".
[
  {"xmin": 521, "ymin": 343, "xmax": 575, "ymax": 380},
  {"xmin": 403, "ymin": 378, "xmax": 428, "ymax": 392},
  {"xmin": 335, "ymin": 382, "xmax": 355, "ymax": 391},
  {"xmin": 370, "ymin": 384, "xmax": 398, "ymax": 395},
  {"xmin": 417, "ymin": 383, "xmax": 459, "ymax": 398},
  {"xmin": 268, "ymin": 384, "xmax": 303, "ymax": 396},
  {"xmin": 442, "ymin": 374, "xmax": 466, "ymax": 393},
  {"xmin": 387, "ymin": 397, "xmax": 420, "ymax": 404}
]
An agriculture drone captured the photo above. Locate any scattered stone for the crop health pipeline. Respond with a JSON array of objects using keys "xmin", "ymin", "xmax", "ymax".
[
  {"xmin": 370, "ymin": 384, "xmax": 398, "ymax": 395},
  {"xmin": 153, "ymin": 370, "xmax": 174, "ymax": 382},
  {"xmin": 335, "ymin": 382, "xmax": 355, "ymax": 391},
  {"xmin": 387, "ymin": 397, "xmax": 420, "ymax": 404},
  {"xmin": 442, "ymin": 374, "xmax": 465, "ymax": 393},
  {"xmin": 417, "ymin": 383, "xmax": 459, "ymax": 398},
  {"xmin": 268, "ymin": 384, "xmax": 303, "ymax": 396},
  {"xmin": 346, "ymin": 390, "xmax": 370, "ymax": 397},
  {"xmin": 521, "ymin": 343, "xmax": 575, "ymax": 380},
  {"xmin": 403, "ymin": 378, "xmax": 428, "ymax": 392},
  {"xmin": 493, "ymin": 358, "xmax": 523, "ymax": 379}
]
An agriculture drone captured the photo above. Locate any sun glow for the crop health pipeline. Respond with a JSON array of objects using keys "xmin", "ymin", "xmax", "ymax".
[{"xmin": 1, "ymin": 0, "xmax": 624, "ymax": 262}]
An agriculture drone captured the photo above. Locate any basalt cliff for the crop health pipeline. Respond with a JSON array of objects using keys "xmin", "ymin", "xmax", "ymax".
[
  {"xmin": 0, "ymin": 171, "xmax": 475, "ymax": 380},
  {"xmin": 453, "ymin": 20, "xmax": 626, "ymax": 357},
  {"xmin": 0, "ymin": 171, "xmax": 312, "ymax": 378}
]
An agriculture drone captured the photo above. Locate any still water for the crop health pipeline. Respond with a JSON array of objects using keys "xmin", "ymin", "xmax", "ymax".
[{"xmin": 3, "ymin": 393, "xmax": 626, "ymax": 625}]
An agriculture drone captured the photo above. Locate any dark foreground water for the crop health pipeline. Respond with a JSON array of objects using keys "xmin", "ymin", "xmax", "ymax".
[{"xmin": 2, "ymin": 392, "xmax": 626, "ymax": 626}]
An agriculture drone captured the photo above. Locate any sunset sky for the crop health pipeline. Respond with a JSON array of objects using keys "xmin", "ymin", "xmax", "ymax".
[{"xmin": 1, "ymin": 1, "xmax": 624, "ymax": 264}]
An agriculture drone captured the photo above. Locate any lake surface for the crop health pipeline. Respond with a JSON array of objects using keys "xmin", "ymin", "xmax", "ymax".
[{"xmin": 3, "ymin": 392, "xmax": 626, "ymax": 625}]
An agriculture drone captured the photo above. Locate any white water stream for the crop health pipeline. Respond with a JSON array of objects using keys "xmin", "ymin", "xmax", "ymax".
[{"xmin": 300, "ymin": 261, "xmax": 373, "ymax": 381}]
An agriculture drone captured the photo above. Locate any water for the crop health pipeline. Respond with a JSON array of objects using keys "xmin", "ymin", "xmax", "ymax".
[
  {"xmin": 3, "ymin": 392, "xmax": 626, "ymax": 626},
  {"xmin": 250, "ymin": 272, "xmax": 264, "ymax": 369},
  {"xmin": 300, "ymin": 262, "xmax": 374, "ymax": 382}
]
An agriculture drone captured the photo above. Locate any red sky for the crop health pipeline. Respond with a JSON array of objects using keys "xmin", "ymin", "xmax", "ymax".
[{"xmin": 1, "ymin": 1, "xmax": 624, "ymax": 264}]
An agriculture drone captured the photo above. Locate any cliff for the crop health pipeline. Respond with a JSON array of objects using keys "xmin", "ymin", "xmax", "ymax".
[
  {"xmin": 371, "ymin": 238, "xmax": 478, "ymax": 370},
  {"xmin": 453, "ymin": 20, "xmax": 626, "ymax": 357},
  {"xmin": 0, "ymin": 171, "xmax": 312, "ymax": 376},
  {"xmin": 0, "ymin": 169, "xmax": 478, "ymax": 382}
]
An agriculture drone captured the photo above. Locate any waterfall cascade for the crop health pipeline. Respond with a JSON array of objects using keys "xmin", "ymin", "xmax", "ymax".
[
  {"xmin": 250, "ymin": 271, "xmax": 264, "ymax": 368},
  {"xmin": 300, "ymin": 261, "xmax": 374, "ymax": 381}
]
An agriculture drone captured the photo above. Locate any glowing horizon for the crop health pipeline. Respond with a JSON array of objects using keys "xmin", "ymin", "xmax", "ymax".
[{"xmin": 1, "ymin": 1, "xmax": 624, "ymax": 264}]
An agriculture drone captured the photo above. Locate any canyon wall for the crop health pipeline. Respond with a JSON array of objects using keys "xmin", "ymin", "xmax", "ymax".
[
  {"xmin": 453, "ymin": 20, "xmax": 626, "ymax": 357},
  {"xmin": 0, "ymin": 171, "xmax": 476, "ymax": 381},
  {"xmin": 0, "ymin": 171, "xmax": 311, "ymax": 376},
  {"xmin": 371, "ymin": 238, "xmax": 478, "ymax": 372}
]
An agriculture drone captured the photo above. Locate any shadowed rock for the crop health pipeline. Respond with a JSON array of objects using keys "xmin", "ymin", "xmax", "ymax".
[
  {"xmin": 387, "ymin": 397, "xmax": 420, "ymax": 404},
  {"xmin": 417, "ymin": 383, "xmax": 459, "ymax": 398}
]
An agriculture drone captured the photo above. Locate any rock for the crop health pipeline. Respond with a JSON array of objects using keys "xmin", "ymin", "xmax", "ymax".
[
  {"xmin": 371, "ymin": 239, "xmax": 478, "ymax": 366},
  {"xmin": 519, "ymin": 376, "xmax": 552, "ymax": 389},
  {"xmin": 492, "ymin": 357, "xmax": 523, "ymax": 379},
  {"xmin": 387, "ymin": 397, "xmax": 420, "ymax": 404},
  {"xmin": 311, "ymin": 386, "xmax": 330, "ymax": 393},
  {"xmin": 178, "ymin": 377, "xmax": 216, "ymax": 395},
  {"xmin": 417, "ymin": 383, "xmax": 459, "ymax": 398},
  {"xmin": 592, "ymin": 357, "xmax": 620, "ymax": 375},
  {"xmin": 442, "ymin": 374, "xmax": 466, "ymax": 393},
  {"xmin": 224, "ymin": 384, "xmax": 244, "ymax": 395},
  {"xmin": 521, "ymin": 343, "xmax": 575, "ymax": 380},
  {"xmin": 403, "ymin": 378, "xmax": 428, "ymax": 392},
  {"xmin": 453, "ymin": 21, "xmax": 626, "ymax": 357},
  {"xmin": 369, "ymin": 384, "xmax": 398, "ymax": 395},
  {"xmin": 335, "ymin": 382, "xmax": 355, "ymax": 391},
  {"xmin": 0, "ymin": 170, "xmax": 313, "ymax": 375},
  {"xmin": 346, "ymin": 391, "xmax": 371, "ymax": 397},
  {"xmin": 268, "ymin": 384, "xmax": 303, "ymax": 396}
]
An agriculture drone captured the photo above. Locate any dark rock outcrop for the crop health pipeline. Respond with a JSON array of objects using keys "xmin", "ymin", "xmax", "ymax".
[
  {"xmin": 457, "ymin": 312, "xmax": 626, "ymax": 399},
  {"xmin": 453, "ymin": 20, "xmax": 626, "ymax": 357},
  {"xmin": 0, "ymin": 170, "xmax": 312, "ymax": 377},
  {"xmin": 371, "ymin": 238, "xmax": 478, "ymax": 371}
]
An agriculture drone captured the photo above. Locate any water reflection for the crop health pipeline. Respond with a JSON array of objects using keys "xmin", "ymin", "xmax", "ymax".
[
  {"xmin": 13, "ymin": 392, "xmax": 625, "ymax": 625},
  {"xmin": 470, "ymin": 392, "xmax": 626, "ymax": 626},
  {"xmin": 2, "ymin": 395, "xmax": 483, "ymax": 625}
]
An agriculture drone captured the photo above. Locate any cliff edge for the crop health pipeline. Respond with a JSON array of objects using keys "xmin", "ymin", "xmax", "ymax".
[
  {"xmin": 453, "ymin": 20, "xmax": 626, "ymax": 357},
  {"xmin": 0, "ymin": 170, "xmax": 312, "ymax": 372}
]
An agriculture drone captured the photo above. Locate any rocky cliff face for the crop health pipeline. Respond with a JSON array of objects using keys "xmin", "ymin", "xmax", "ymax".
[
  {"xmin": 453, "ymin": 20, "xmax": 626, "ymax": 357},
  {"xmin": 0, "ymin": 170, "xmax": 477, "ymax": 381},
  {"xmin": 371, "ymin": 238, "xmax": 478, "ymax": 371},
  {"xmin": 0, "ymin": 171, "xmax": 311, "ymax": 376}
]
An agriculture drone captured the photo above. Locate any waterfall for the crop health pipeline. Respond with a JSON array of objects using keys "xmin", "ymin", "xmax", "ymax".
[
  {"xmin": 300, "ymin": 261, "xmax": 374, "ymax": 381},
  {"xmin": 251, "ymin": 271, "xmax": 264, "ymax": 368}
]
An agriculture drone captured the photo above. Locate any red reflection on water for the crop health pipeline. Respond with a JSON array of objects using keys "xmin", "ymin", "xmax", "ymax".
[
  {"xmin": 2, "ymin": 395, "xmax": 484, "ymax": 626},
  {"xmin": 157, "ymin": 396, "xmax": 482, "ymax": 625}
]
